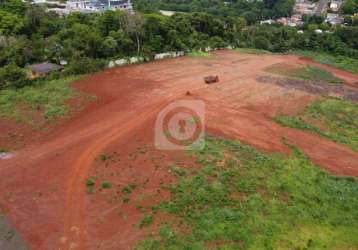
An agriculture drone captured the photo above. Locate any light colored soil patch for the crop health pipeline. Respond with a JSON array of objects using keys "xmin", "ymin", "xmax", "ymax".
[
  {"xmin": 0, "ymin": 215, "xmax": 28, "ymax": 250},
  {"xmin": 0, "ymin": 153, "xmax": 14, "ymax": 160}
]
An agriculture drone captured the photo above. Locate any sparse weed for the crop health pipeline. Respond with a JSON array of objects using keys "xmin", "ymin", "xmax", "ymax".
[
  {"xmin": 85, "ymin": 178, "xmax": 95, "ymax": 194},
  {"xmin": 275, "ymin": 98, "xmax": 358, "ymax": 152},
  {"xmin": 235, "ymin": 48, "xmax": 272, "ymax": 54},
  {"xmin": 99, "ymin": 153, "xmax": 110, "ymax": 162},
  {"xmin": 137, "ymin": 136, "xmax": 358, "ymax": 249},
  {"xmin": 138, "ymin": 215, "xmax": 154, "ymax": 228},
  {"xmin": 101, "ymin": 181, "xmax": 112, "ymax": 189},
  {"xmin": 0, "ymin": 76, "xmax": 83, "ymax": 123},
  {"xmin": 187, "ymin": 51, "xmax": 210, "ymax": 57}
]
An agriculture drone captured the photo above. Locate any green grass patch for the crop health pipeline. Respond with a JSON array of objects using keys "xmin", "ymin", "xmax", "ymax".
[
  {"xmin": 138, "ymin": 215, "xmax": 154, "ymax": 229},
  {"xmin": 288, "ymin": 66, "xmax": 343, "ymax": 84},
  {"xmin": 187, "ymin": 51, "xmax": 210, "ymax": 57},
  {"xmin": 267, "ymin": 65, "xmax": 343, "ymax": 84},
  {"xmin": 275, "ymin": 98, "xmax": 358, "ymax": 152},
  {"xmin": 137, "ymin": 136, "xmax": 358, "ymax": 249},
  {"xmin": 0, "ymin": 76, "xmax": 81, "ymax": 124},
  {"xmin": 235, "ymin": 47, "xmax": 273, "ymax": 55},
  {"xmin": 293, "ymin": 51, "xmax": 358, "ymax": 75}
]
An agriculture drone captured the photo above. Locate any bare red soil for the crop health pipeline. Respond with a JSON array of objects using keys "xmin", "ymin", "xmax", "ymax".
[{"xmin": 0, "ymin": 50, "xmax": 357, "ymax": 250}]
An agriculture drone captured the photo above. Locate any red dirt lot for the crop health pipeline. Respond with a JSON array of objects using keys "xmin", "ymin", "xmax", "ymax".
[{"xmin": 0, "ymin": 50, "xmax": 357, "ymax": 250}]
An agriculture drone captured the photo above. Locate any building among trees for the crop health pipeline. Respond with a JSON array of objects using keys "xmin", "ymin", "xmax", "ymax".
[{"xmin": 66, "ymin": 0, "xmax": 133, "ymax": 12}]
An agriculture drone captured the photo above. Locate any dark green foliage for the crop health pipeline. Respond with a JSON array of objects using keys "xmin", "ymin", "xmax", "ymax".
[
  {"xmin": 137, "ymin": 136, "xmax": 358, "ymax": 249},
  {"xmin": 0, "ymin": 63, "xmax": 28, "ymax": 89},
  {"xmin": 64, "ymin": 56, "xmax": 105, "ymax": 75},
  {"xmin": 86, "ymin": 178, "xmax": 96, "ymax": 194},
  {"xmin": 341, "ymin": 0, "xmax": 358, "ymax": 14},
  {"xmin": 0, "ymin": 1, "xmax": 357, "ymax": 90},
  {"xmin": 101, "ymin": 181, "xmax": 112, "ymax": 189},
  {"xmin": 136, "ymin": 0, "xmax": 295, "ymax": 20}
]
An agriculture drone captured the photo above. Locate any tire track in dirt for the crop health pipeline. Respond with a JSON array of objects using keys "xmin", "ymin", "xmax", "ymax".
[{"xmin": 60, "ymin": 101, "xmax": 168, "ymax": 250}]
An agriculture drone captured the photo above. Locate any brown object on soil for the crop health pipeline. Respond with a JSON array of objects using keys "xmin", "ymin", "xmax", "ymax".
[
  {"xmin": 204, "ymin": 75, "xmax": 219, "ymax": 84},
  {"xmin": 186, "ymin": 91, "xmax": 191, "ymax": 96}
]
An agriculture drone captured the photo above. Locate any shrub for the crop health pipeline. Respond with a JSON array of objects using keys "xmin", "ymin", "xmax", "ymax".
[
  {"xmin": 64, "ymin": 56, "xmax": 105, "ymax": 75},
  {"xmin": 253, "ymin": 36, "xmax": 271, "ymax": 50},
  {"xmin": 101, "ymin": 181, "xmax": 112, "ymax": 189},
  {"xmin": 0, "ymin": 63, "xmax": 28, "ymax": 89}
]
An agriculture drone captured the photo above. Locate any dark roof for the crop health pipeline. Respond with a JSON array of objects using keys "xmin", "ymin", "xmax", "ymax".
[
  {"xmin": 98, "ymin": 0, "xmax": 128, "ymax": 6},
  {"xmin": 27, "ymin": 63, "xmax": 62, "ymax": 74}
]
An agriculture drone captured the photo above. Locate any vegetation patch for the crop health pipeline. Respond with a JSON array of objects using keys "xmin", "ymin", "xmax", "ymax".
[
  {"xmin": 293, "ymin": 51, "xmax": 358, "ymax": 74},
  {"xmin": 85, "ymin": 178, "xmax": 96, "ymax": 194},
  {"xmin": 187, "ymin": 51, "xmax": 211, "ymax": 57},
  {"xmin": 267, "ymin": 64, "xmax": 343, "ymax": 84},
  {"xmin": 235, "ymin": 48, "xmax": 273, "ymax": 55},
  {"xmin": 275, "ymin": 98, "xmax": 358, "ymax": 152},
  {"xmin": 138, "ymin": 215, "xmax": 154, "ymax": 229},
  {"xmin": 137, "ymin": 136, "xmax": 358, "ymax": 249},
  {"xmin": 0, "ymin": 76, "xmax": 81, "ymax": 124},
  {"xmin": 101, "ymin": 181, "xmax": 112, "ymax": 189}
]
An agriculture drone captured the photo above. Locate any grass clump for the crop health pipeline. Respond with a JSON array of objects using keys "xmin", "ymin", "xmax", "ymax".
[
  {"xmin": 187, "ymin": 51, "xmax": 210, "ymax": 57},
  {"xmin": 101, "ymin": 181, "xmax": 112, "ymax": 189},
  {"xmin": 267, "ymin": 65, "xmax": 343, "ymax": 84},
  {"xmin": 85, "ymin": 178, "xmax": 95, "ymax": 194},
  {"xmin": 0, "ymin": 76, "xmax": 81, "ymax": 123},
  {"xmin": 275, "ymin": 98, "xmax": 358, "ymax": 152},
  {"xmin": 99, "ymin": 153, "xmax": 110, "ymax": 162},
  {"xmin": 122, "ymin": 184, "xmax": 137, "ymax": 194},
  {"xmin": 235, "ymin": 47, "xmax": 272, "ymax": 55},
  {"xmin": 0, "ymin": 148, "xmax": 7, "ymax": 153},
  {"xmin": 137, "ymin": 136, "xmax": 358, "ymax": 249},
  {"xmin": 138, "ymin": 215, "xmax": 154, "ymax": 228},
  {"xmin": 288, "ymin": 66, "xmax": 343, "ymax": 84},
  {"xmin": 293, "ymin": 51, "xmax": 358, "ymax": 74}
]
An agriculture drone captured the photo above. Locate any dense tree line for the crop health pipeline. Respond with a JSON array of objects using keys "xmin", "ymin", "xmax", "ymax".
[
  {"xmin": 0, "ymin": 0, "xmax": 358, "ymax": 89},
  {"xmin": 341, "ymin": 0, "xmax": 358, "ymax": 14},
  {"xmin": 135, "ymin": 0, "xmax": 295, "ymax": 24}
]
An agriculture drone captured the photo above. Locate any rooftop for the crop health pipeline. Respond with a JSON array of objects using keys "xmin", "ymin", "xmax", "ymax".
[{"xmin": 27, "ymin": 63, "xmax": 62, "ymax": 74}]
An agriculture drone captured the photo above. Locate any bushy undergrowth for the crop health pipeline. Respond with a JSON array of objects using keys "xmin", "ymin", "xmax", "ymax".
[
  {"xmin": 137, "ymin": 136, "xmax": 358, "ymax": 249},
  {"xmin": 275, "ymin": 98, "xmax": 358, "ymax": 152},
  {"xmin": 0, "ymin": 76, "xmax": 81, "ymax": 123}
]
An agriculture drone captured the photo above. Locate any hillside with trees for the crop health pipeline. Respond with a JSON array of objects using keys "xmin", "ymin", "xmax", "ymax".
[{"xmin": 0, "ymin": 0, "xmax": 358, "ymax": 90}]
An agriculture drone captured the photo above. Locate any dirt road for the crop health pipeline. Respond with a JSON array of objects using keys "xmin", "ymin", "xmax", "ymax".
[{"xmin": 0, "ymin": 50, "xmax": 357, "ymax": 249}]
